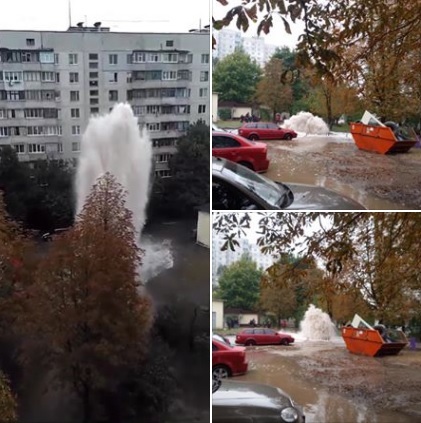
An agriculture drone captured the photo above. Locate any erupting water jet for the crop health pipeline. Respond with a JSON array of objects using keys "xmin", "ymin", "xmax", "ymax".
[
  {"xmin": 300, "ymin": 304, "xmax": 337, "ymax": 341},
  {"xmin": 283, "ymin": 112, "xmax": 329, "ymax": 135}
]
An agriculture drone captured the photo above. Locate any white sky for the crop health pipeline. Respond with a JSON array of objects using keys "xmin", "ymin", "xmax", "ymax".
[
  {"xmin": 0, "ymin": 0, "xmax": 209, "ymax": 33},
  {"xmin": 213, "ymin": 0, "xmax": 304, "ymax": 50}
]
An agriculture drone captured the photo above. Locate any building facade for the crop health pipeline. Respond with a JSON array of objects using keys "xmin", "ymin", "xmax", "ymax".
[
  {"xmin": 213, "ymin": 28, "xmax": 277, "ymax": 67},
  {"xmin": 0, "ymin": 27, "xmax": 210, "ymax": 177}
]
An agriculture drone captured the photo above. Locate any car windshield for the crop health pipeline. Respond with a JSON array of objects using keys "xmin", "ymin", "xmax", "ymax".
[
  {"xmin": 221, "ymin": 160, "xmax": 291, "ymax": 208},
  {"xmin": 213, "ymin": 334, "xmax": 232, "ymax": 347}
]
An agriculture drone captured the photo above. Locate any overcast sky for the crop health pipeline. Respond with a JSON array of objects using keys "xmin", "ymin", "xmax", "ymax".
[
  {"xmin": 213, "ymin": 0, "xmax": 304, "ymax": 50},
  {"xmin": 0, "ymin": 0, "xmax": 209, "ymax": 33}
]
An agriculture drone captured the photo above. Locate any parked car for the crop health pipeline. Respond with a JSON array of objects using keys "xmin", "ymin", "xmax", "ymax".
[
  {"xmin": 212, "ymin": 157, "xmax": 366, "ymax": 210},
  {"xmin": 213, "ymin": 378, "xmax": 305, "ymax": 423},
  {"xmin": 235, "ymin": 328, "xmax": 295, "ymax": 346},
  {"xmin": 212, "ymin": 131, "xmax": 270, "ymax": 173},
  {"xmin": 213, "ymin": 333, "xmax": 231, "ymax": 346},
  {"xmin": 212, "ymin": 338, "xmax": 248, "ymax": 379},
  {"xmin": 239, "ymin": 122, "xmax": 298, "ymax": 141}
]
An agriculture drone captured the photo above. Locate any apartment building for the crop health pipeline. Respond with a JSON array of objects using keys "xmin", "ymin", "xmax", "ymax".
[
  {"xmin": 213, "ymin": 28, "xmax": 278, "ymax": 67},
  {"xmin": 0, "ymin": 26, "xmax": 210, "ymax": 177}
]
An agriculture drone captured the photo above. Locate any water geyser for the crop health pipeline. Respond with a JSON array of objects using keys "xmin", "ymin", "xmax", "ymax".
[{"xmin": 300, "ymin": 304, "xmax": 337, "ymax": 341}]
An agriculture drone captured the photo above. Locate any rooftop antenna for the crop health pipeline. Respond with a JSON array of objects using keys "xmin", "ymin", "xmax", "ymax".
[{"xmin": 68, "ymin": 0, "xmax": 72, "ymax": 27}]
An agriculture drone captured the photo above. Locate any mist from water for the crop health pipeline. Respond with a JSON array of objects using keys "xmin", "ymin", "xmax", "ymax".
[
  {"xmin": 74, "ymin": 103, "xmax": 173, "ymax": 281},
  {"xmin": 75, "ymin": 103, "xmax": 152, "ymax": 236},
  {"xmin": 283, "ymin": 111, "xmax": 330, "ymax": 135},
  {"xmin": 300, "ymin": 304, "xmax": 337, "ymax": 341}
]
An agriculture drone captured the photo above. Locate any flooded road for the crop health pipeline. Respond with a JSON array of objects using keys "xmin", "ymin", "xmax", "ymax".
[
  {"xmin": 263, "ymin": 134, "xmax": 421, "ymax": 210},
  {"xmin": 234, "ymin": 339, "xmax": 420, "ymax": 423}
]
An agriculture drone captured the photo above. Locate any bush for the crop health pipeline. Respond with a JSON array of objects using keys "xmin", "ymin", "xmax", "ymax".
[{"xmin": 218, "ymin": 108, "xmax": 232, "ymax": 120}]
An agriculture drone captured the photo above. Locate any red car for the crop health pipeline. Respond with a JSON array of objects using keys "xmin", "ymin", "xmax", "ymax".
[
  {"xmin": 212, "ymin": 338, "xmax": 248, "ymax": 379},
  {"xmin": 212, "ymin": 131, "xmax": 270, "ymax": 173},
  {"xmin": 235, "ymin": 328, "xmax": 295, "ymax": 346},
  {"xmin": 239, "ymin": 122, "xmax": 298, "ymax": 141}
]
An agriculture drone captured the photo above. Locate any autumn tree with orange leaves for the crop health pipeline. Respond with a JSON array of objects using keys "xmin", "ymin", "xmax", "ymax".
[{"xmin": 20, "ymin": 174, "xmax": 153, "ymax": 422}]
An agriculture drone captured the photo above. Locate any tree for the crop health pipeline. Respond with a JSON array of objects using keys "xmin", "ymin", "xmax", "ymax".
[
  {"xmin": 21, "ymin": 173, "xmax": 153, "ymax": 422},
  {"xmin": 255, "ymin": 57, "xmax": 293, "ymax": 119},
  {"xmin": 213, "ymin": 212, "xmax": 421, "ymax": 322},
  {"xmin": 216, "ymin": 255, "xmax": 262, "ymax": 310},
  {"xmin": 213, "ymin": 50, "xmax": 262, "ymax": 103},
  {"xmin": 165, "ymin": 120, "xmax": 209, "ymax": 215},
  {"xmin": 0, "ymin": 371, "xmax": 17, "ymax": 422}
]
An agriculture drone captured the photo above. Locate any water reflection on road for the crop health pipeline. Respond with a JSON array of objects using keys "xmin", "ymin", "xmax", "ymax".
[{"xmin": 236, "ymin": 347, "xmax": 413, "ymax": 423}]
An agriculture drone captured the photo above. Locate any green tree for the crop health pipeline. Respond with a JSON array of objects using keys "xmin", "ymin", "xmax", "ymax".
[
  {"xmin": 213, "ymin": 50, "xmax": 262, "ymax": 103},
  {"xmin": 217, "ymin": 255, "xmax": 262, "ymax": 310},
  {"xmin": 165, "ymin": 120, "xmax": 209, "ymax": 215},
  {"xmin": 21, "ymin": 173, "xmax": 153, "ymax": 422}
]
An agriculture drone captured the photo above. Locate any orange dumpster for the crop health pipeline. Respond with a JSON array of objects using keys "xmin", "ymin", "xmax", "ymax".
[
  {"xmin": 342, "ymin": 326, "xmax": 408, "ymax": 357},
  {"xmin": 350, "ymin": 122, "xmax": 416, "ymax": 154}
]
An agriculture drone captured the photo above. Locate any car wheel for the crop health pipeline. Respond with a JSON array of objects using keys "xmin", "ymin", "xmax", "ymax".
[
  {"xmin": 213, "ymin": 365, "xmax": 231, "ymax": 379},
  {"xmin": 245, "ymin": 339, "xmax": 256, "ymax": 346},
  {"xmin": 238, "ymin": 161, "xmax": 254, "ymax": 170},
  {"xmin": 249, "ymin": 134, "xmax": 259, "ymax": 140},
  {"xmin": 280, "ymin": 339, "xmax": 289, "ymax": 346},
  {"xmin": 284, "ymin": 133, "xmax": 292, "ymax": 140}
]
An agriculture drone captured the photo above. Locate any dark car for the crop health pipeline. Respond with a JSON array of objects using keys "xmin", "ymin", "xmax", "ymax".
[
  {"xmin": 235, "ymin": 328, "xmax": 295, "ymax": 346},
  {"xmin": 239, "ymin": 122, "xmax": 298, "ymax": 141},
  {"xmin": 212, "ymin": 131, "xmax": 270, "ymax": 173},
  {"xmin": 212, "ymin": 338, "xmax": 248, "ymax": 379},
  {"xmin": 213, "ymin": 379, "xmax": 305, "ymax": 423},
  {"xmin": 212, "ymin": 157, "xmax": 365, "ymax": 210}
]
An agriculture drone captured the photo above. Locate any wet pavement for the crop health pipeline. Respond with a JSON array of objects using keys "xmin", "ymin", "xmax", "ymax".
[
  {"xmin": 263, "ymin": 134, "xmax": 421, "ymax": 210},
  {"xmin": 230, "ymin": 336, "xmax": 420, "ymax": 423}
]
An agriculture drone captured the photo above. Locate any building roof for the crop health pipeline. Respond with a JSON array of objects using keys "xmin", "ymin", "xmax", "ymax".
[
  {"xmin": 225, "ymin": 308, "xmax": 258, "ymax": 315},
  {"xmin": 219, "ymin": 101, "xmax": 252, "ymax": 108}
]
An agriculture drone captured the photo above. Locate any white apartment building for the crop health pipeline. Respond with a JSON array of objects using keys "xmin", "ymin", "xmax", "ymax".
[
  {"xmin": 0, "ymin": 26, "xmax": 210, "ymax": 177},
  {"xmin": 212, "ymin": 234, "xmax": 275, "ymax": 285},
  {"xmin": 213, "ymin": 28, "xmax": 278, "ymax": 67}
]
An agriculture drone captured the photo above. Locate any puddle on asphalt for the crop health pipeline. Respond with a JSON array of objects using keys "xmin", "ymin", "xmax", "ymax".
[
  {"xmin": 264, "ymin": 135, "xmax": 407, "ymax": 210},
  {"xmin": 236, "ymin": 349, "xmax": 413, "ymax": 423}
]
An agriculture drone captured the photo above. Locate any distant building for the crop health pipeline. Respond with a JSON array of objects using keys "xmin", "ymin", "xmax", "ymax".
[
  {"xmin": 0, "ymin": 26, "xmax": 210, "ymax": 177},
  {"xmin": 212, "ymin": 299, "xmax": 224, "ymax": 329},
  {"xmin": 213, "ymin": 28, "xmax": 278, "ymax": 67},
  {"xmin": 212, "ymin": 234, "xmax": 275, "ymax": 285}
]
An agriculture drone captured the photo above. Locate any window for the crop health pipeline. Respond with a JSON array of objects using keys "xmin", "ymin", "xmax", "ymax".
[
  {"xmin": 90, "ymin": 98, "xmax": 99, "ymax": 105},
  {"xmin": 70, "ymin": 91, "xmax": 80, "ymax": 102},
  {"xmin": 89, "ymin": 53, "xmax": 98, "ymax": 60},
  {"xmin": 126, "ymin": 72, "xmax": 132, "ymax": 83},
  {"xmin": 200, "ymin": 71, "xmax": 209, "ymax": 82},
  {"xmin": 199, "ymin": 87, "xmax": 208, "ymax": 97},
  {"xmin": 71, "ymin": 125, "xmax": 81, "ymax": 135},
  {"xmin": 44, "ymin": 108, "xmax": 59, "ymax": 119},
  {"xmin": 90, "ymin": 108, "xmax": 99, "ymax": 114},
  {"xmin": 146, "ymin": 123, "xmax": 160, "ymax": 132},
  {"xmin": 90, "ymin": 90, "xmax": 99, "ymax": 96},
  {"xmin": 212, "ymin": 135, "xmax": 241, "ymax": 148},
  {"xmin": 132, "ymin": 106, "xmax": 145, "ymax": 116},
  {"xmin": 107, "ymin": 72, "xmax": 118, "ymax": 83},
  {"xmin": 13, "ymin": 144, "xmax": 25, "ymax": 154},
  {"xmin": 71, "ymin": 108, "xmax": 80, "ymax": 118},
  {"xmin": 147, "ymin": 53, "xmax": 160, "ymax": 62},
  {"xmin": 27, "ymin": 126, "xmax": 62, "ymax": 136},
  {"xmin": 162, "ymin": 71, "xmax": 177, "ymax": 81},
  {"xmin": 201, "ymin": 54, "xmax": 209, "ymax": 64},
  {"xmin": 72, "ymin": 142, "xmax": 80, "ymax": 152},
  {"xmin": 109, "ymin": 90, "xmax": 118, "ymax": 101},
  {"xmin": 198, "ymin": 104, "xmax": 206, "ymax": 114},
  {"xmin": 25, "ymin": 109, "xmax": 43, "ymax": 118},
  {"xmin": 162, "ymin": 53, "xmax": 178, "ymax": 63},
  {"xmin": 178, "ymin": 70, "xmax": 191, "ymax": 81},
  {"xmin": 132, "ymin": 52, "xmax": 146, "ymax": 63},
  {"xmin": 54, "ymin": 53, "xmax": 59, "ymax": 64},
  {"xmin": 147, "ymin": 105, "xmax": 160, "ymax": 114},
  {"xmin": 7, "ymin": 110, "xmax": 17, "ymax": 119},
  {"xmin": 26, "ymin": 38, "xmax": 35, "ymax": 46},
  {"xmin": 56, "ymin": 73, "xmax": 60, "ymax": 83},
  {"xmin": 0, "ymin": 110, "xmax": 6, "ymax": 119},
  {"xmin": 89, "ymin": 81, "xmax": 98, "ymax": 87},
  {"xmin": 28, "ymin": 143, "xmax": 45, "ymax": 153},
  {"xmin": 69, "ymin": 72, "xmax": 79, "ymax": 83},
  {"xmin": 69, "ymin": 53, "xmax": 78, "ymax": 65},
  {"xmin": 40, "ymin": 52, "xmax": 54, "ymax": 63},
  {"xmin": 7, "ymin": 91, "xmax": 24, "ymax": 101},
  {"xmin": 89, "ymin": 62, "xmax": 98, "ymax": 69},
  {"xmin": 23, "ymin": 71, "xmax": 37, "ymax": 81},
  {"xmin": 166, "ymin": 40, "xmax": 174, "ymax": 47},
  {"xmin": 155, "ymin": 169, "xmax": 171, "ymax": 178},
  {"xmin": 0, "ymin": 127, "xmax": 10, "ymax": 137},
  {"xmin": 4, "ymin": 71, "xmax": 23, "ymax": 82},
  {"xmin": 109, "ymin": 54, "xmax": 118, "ymax": 65},
  {"xmin": 41, "ymin": 72, "xmax": 55, "ymax": 82},
  {"xmin": 155, "ymin": 153, "xmax": 171, "ymax": 163},
  {"xmin": 89, "ymin": 73, "xmax": 99, "ymax": 80}
]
